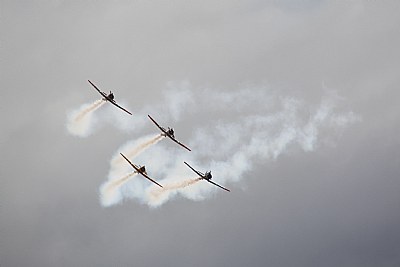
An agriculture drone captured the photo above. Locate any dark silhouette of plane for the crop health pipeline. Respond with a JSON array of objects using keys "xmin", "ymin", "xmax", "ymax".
[
  {"xmin": 184, "ymin": 161, "xmax": 230, "ymax": 192},
  {"xmin": 88, "ymin": 80, "xmax": 132, "ymax": 115},
  {"xmin": 120, "ymin": 153, "xmax": 163, "ymax": 188},
  {"xmin": 148, "ymin": 115, "xmax": 191, "ymax": 151}
]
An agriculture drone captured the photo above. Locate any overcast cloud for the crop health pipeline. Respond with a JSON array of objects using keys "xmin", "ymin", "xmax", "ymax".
[{"xmin": 2, "ymin": 1, "xmax": 400, "ymax": 266}]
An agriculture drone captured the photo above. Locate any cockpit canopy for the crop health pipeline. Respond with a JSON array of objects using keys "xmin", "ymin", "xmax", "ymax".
[
  {"xmin": 108, "ymin": 91, "xmax": 115, "ymax": 100},
  {"xmin": 139, "ymin": 165, "xmax": 146, "ymax": 174},
  {"xmin": 167, "ymin": 128, "xmax": 175, "ymax": 138}
]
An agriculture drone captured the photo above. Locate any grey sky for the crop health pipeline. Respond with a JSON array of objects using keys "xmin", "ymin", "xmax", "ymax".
[{"xmin": 2, "ymin": 1, "xmax": 400, "ymax": 266}]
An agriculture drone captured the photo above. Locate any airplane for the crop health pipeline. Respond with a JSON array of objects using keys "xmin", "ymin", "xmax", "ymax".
[
  {"xmin": 120, "ymin": 153, "xmax": 163, "ymax": 188},
  {"xmin": 87, "ymin": 80, "xmax": 132, "ymax": 115},
  {"xmin": 148, "ymin": 115, "xmax": 191, "ymax": 151},
  {"xmin": 184, "ymin": 161, "xmax": 230, "ymax": 192}
]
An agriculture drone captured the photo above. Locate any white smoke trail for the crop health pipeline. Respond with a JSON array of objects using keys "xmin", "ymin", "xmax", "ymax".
[
  {"xmin": 99, "ymin": 133, "xmax": 165, "ymax": 207},
  {"xmin": 66, "ymin": 81, "xmax": 194, "ymax": 137},
  {"xmin": 148, "ymin": 177, "xmax": 201, "ymax": 206},
  {"xmin": 66, "ymin": 99, "xmax": 105, "ymax": 137},
  {"xmin": 99, "ymin": 171, "xmax": 138, "ymax": 207},
  {"xmin": 141, "ymin": 88, "xmax": 359, "ymax": 207},
  {"xmin": 110, "ymin": 134, "xmax": 163, "ymax": 170},
  {"xmin": 94, "ymin": 82, "xmax": 360, "ymax": 207}
]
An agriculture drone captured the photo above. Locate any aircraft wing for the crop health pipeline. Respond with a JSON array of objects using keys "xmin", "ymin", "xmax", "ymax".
[
  {"xmin": 206, "ymin": 180, "xmax": 231, "ymax": 192},
  {"xmin": 148, "ymin": 115, "xmax": 165, "ymax": 132},
  {"xmin": 166, "ymin": 135, "xmax": 191, "ymax": 151},
  {"xmin": 148, "ymin": 115, "xmax": 191, "ymax": 151},
  {"xmin": 108, "ymin": 100, "xmax": 133, "ymax": 115},
  {"xmin": 88, "ymin": 80, "xmax": 108, "ymax": 99},
  {"xmin": 120, "ymin": 153, "xmax": 163, "ymax": 188},
  {"xmin": 184, "ymin": 161, "xmax": 204, "ymax": 177}
]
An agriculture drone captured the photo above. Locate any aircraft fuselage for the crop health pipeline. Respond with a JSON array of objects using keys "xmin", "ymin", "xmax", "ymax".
[
  {"xmin": 102, "ymin": 91, "xmax": 115, "ymax": 102},
  {"xmin": 135, "ymin": 165, "xmax": 146, "ymax": 174},
  {"xmin": 203, "ymin": 172, "xmax": 212, "ymax": 180}
]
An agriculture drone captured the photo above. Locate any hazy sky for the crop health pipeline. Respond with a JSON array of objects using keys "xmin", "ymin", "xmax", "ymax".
[{"xmin": 2, "ymin": 1, "xmax": 400, "ymax": 266}]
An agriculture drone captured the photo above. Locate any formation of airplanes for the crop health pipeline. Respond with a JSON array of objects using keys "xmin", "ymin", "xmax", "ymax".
[{"xmin": 86, "ymin": 80, "xmax": 230, "ymax": 193}]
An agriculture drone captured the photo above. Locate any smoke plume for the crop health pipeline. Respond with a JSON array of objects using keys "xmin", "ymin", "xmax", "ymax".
[
  {"xmin": 110, "ymin": 134, "xmax": 163, "ymax": 171},
  {"xmin": 91, "ymin": 83, "xmax": 360, "ymax": 207},
  {"xmin": 100, "ymin": 171, "xmax": 138, "ymax": 207},
  {"xmin": 148, "ymin": 177, "xmax": 201, "ymax": 206},
  {"xmin": 99, "ymin": 134, "xmax": 165, "ymax": 207},
  {"xmin": 66, "ymin": 99, "xmax": 105, "ymax": 137}
]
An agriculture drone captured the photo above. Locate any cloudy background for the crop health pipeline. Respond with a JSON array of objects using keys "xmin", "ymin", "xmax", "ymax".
[{"xmin": 2, "ymin": 1, "xmax": 400, "ymax": 266}]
